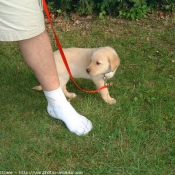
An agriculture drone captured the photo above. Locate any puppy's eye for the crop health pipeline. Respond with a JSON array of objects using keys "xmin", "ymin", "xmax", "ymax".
[{"xmin": 96, "ymin": 62, "xmax": 101, "ymax": 65}]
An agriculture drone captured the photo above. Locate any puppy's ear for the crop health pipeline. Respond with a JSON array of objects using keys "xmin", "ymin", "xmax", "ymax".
[{"xmin": 108, "ymin": 54, "xmax": 120, "ymax": 72}]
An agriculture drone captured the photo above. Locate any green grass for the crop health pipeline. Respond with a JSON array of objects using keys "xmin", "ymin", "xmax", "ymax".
[{"xmin": 1, "ymin": 17, "xmax": 175, "ymax": 174}]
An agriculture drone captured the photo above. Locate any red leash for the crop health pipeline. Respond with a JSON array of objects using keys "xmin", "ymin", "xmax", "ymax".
[{"xmin": 42, "ymin": 0, "xmax": 108, "ymax": 93}]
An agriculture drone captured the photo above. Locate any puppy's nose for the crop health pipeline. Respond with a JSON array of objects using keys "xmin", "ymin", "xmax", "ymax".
[{"xmin": 86, "ymin": 68, "xmax": 90, "ymax": 74}]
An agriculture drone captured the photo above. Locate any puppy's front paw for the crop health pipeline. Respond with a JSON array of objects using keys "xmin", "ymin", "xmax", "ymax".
[
  {"xmin": 101, "ymin": 94, "xmax": 116, "ymax": 105},
  {"xmin": 107, "ymin": 98, "xmax": 116, "ymax": 105}
]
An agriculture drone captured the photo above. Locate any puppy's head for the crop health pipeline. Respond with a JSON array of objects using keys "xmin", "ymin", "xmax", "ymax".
[{"xmin": 86, "ymin": 46, "xmax": 120, "ymax": 76}]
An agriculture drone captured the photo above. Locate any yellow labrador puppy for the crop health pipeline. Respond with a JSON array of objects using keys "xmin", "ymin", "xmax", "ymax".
[{"xmin": 33, "ymin": 46, "xmax": 120, "ymax": 104}]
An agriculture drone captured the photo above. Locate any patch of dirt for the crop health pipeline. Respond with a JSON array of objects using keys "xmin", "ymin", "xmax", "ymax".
[{"xmin": 44, "ymin": 10, "xmax": 175, "ymax": 34}]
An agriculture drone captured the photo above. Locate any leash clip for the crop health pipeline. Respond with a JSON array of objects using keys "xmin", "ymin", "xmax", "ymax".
[{"xmin": 103, "ymin": 75, "xmax": 108, "ymax": 86}]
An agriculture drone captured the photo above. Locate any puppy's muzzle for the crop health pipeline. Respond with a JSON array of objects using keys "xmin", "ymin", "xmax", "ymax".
[{"xmin": 86, "ymin": 68, "xmax": 90, "ymax": 74}]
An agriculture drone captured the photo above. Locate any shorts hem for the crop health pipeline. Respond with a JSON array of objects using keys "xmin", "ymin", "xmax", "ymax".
[{"xmin": 0, "ymin": 25, "xmax": 45, "ymax": 41}]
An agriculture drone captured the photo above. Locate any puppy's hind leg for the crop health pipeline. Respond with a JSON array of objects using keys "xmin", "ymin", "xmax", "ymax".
[
  {"xmin": 32, "ymin": 85, "xmax": 43, "ymax": 90},
  {"xmin": 59, "ymin": 77, "xmax": 77, "ymax": 99},
  {"xmin": 62, "ymin": 85, "xmax": 77, "ymax": 100}
]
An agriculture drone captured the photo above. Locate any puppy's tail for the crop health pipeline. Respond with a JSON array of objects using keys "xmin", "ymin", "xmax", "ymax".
[{"xmin": 32, "ymin": 85, "xmax": 43, "ymax": 90}]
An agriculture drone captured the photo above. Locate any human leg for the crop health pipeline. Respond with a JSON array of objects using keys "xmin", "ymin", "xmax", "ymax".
[
  {"xmin": 18, "ymin": 30, "xmax": 59, "ymax": 91},
  {"xmin": 18, "ymin": 31, "xmax": 92, "ymax": 135},
  {"xmin": 1, "ymin": 0, "xmax": 92, "ymax": 135}
]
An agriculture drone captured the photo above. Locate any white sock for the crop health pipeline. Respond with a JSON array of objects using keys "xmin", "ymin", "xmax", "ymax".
[{"xmin": 43, "ymin": 87, "xmax": 92, "ymax": 136}]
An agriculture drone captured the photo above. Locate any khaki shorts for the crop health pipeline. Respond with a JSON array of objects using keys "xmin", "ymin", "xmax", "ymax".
[{"xmin": 0, "ymin": 0, "xmax": 45, "ymax": 41}]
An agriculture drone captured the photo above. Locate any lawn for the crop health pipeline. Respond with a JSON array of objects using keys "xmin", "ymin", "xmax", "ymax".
[{"xmin": 0, "ymin": 15, "xmax": 175, "ymax": 175}]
